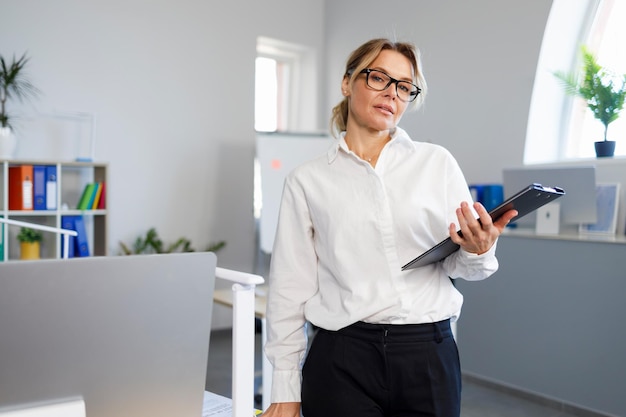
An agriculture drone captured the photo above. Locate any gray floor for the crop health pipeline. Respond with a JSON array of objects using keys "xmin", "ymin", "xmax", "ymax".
[{"xmin": 205, "ymin": 328, "xmax": 584, "ymax": 417}]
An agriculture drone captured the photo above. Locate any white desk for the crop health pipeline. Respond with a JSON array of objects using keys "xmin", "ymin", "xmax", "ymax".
[
  {"xmin": 213, "ymin": 285, "xmax": 271, "ymax": 411},
  {"xmin": 202, "ymin": 391, "xmax": 262, "ymax": 416}
]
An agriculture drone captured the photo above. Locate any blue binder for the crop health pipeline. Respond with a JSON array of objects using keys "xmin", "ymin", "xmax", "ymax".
[
  {"xmin": 61, "ymin": 216, "xmax": 76, "ymax": 258},
  {"xmin": 45, "ymin": 165, "xmax": 57, "ymax": 210},
  {"xmin": 33, "ymin": 165, "xmax": 46, "ymax": 210},
  {"xmin": 73, "ymin": 216, "xmax": 90, "ymax": 257}
]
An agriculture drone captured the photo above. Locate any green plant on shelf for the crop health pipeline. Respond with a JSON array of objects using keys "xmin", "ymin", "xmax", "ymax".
[
  {"xmin": 118, "ymin": 227, "xmax": 226, "ymax": 255},
  {"xmin": 1, "ymin": 52, "xmax": 39, "ymax": 129},
  {"xmin": 553, "ymin": 45, "xmax": 626, "ymax": 142},
  {"xmin": 16, "ymin": 227, "xmax": 43, "ymax": 243}
]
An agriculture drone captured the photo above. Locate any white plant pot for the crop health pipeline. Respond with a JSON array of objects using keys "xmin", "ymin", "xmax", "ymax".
[{"xmin": 0, "ymin": 127, "xmax": 17, "ymax": 159}]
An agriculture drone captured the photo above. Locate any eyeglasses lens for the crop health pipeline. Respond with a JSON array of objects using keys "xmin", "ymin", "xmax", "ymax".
[{"xmin": 365, "ymin": 70, "xmax": 419, "ymax": 102}]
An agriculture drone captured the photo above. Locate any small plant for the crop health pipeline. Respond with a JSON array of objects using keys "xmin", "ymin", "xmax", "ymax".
[
  {"xmin": 119, "ymin": 227, "xmax": 226, "ymax": 255},
  {"xmin": 554, "ymin": 45, "xmax": 626, "ymax": 142},
  {"xmin": 17, "ymin": 227, "xmax": 43, "ymax": 243},
  {"xmin": 0, "ymin": 52, "xmax": 39, "ymax": 129}
]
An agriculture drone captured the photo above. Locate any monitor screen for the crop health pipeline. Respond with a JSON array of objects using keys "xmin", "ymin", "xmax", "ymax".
[{"xmin": 502, "ymin": 165, "xmax": 597, "ymax": 228}]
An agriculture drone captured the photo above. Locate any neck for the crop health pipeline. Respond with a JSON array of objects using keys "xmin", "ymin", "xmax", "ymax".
[{"xmin": 344, "ymin": 131, "xmax": 391, "ymax": 165}]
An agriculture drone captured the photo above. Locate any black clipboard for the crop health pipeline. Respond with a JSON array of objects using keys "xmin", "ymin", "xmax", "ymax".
[{"xmin": 401, "ymin": 183, "xmax": 565, "ymax": 271}]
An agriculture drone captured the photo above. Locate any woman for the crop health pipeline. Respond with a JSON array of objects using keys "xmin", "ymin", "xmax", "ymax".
[{"xmin": 262, "ymin": 38, "xmax": 516, "ymax": 417}]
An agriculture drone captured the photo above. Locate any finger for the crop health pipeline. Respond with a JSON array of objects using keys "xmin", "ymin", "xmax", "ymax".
[
  {"xmin": 473, "ymin": 202, "xmax": 494, "ymax": 229},
  {"xmin": 493, "ymin": 209, "xmax": 518, "ymax": 231},
  {"xmin": 459, "ymin": 202, "xmax": 482, "ymax": 234},
  {"xmin": 454, "ymin": 205, "xmax": 470, "ymax": 237},
  {"xmin": 449, "ymin": 222, "xmax": 463, "ymax": 244}
]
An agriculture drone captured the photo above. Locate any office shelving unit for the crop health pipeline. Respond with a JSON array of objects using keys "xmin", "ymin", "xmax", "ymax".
[{"xmin": 0, "ymin": 159, "xmax": 108, "ymax": 261}]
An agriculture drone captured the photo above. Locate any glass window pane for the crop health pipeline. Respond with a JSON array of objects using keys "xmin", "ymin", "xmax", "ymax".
[
  {"xmin": 567, "ymin": 0, "xmax": 626, "ymax": 158},
  {"xmin": 255, "ymin": 57, "xmax": 278, "ymax": 132}
]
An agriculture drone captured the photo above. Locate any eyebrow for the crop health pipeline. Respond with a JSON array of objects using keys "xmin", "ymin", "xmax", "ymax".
[{"xmin": 369, "ymin": 67, "xmax": 414, "ymax": 83}]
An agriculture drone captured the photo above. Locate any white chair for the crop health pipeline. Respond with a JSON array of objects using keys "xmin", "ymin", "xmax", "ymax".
[{"xmin": 214, "ymin": 267, "xmax": 265, "ymax": 417}]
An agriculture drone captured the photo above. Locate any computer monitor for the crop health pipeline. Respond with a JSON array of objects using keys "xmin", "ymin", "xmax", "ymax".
[
  {"xmin": 0, "ymin": 252, "xmax": 216, "ymax": 417},
  {"xmin": 502, "ymin": 165, "xmax": 597, "ymax": 229}
]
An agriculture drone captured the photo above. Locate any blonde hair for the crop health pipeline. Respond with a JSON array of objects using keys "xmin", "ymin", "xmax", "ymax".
[{"xmin": 329, "ymin": 38, "xmax": 427, "ymax": 138}]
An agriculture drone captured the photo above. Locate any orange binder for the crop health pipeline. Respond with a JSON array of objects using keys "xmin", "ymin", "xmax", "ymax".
[{"xmin": 9, "ymin": 165, "xmax": 34, "ymax": 210}]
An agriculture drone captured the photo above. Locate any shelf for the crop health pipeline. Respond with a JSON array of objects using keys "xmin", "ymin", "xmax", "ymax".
[
  {"xmin": 1, "ymin": 160, "xmax": 108, "ymax": 261},
  {"xmin": 501, "ymin": 227, "xmax": 626, "ymax": 245},
  {"xmin": 5, "ymin": 209, "xmax": 109, "ymax": 216}
]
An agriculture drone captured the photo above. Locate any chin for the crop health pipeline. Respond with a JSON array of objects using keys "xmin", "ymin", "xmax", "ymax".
[
  {"xmin": 371, "ymin": 123, "xmax": 397, "ymax": 133},
  {"xmin": 374, "ymin": 117, "xmax": 401, "ymax": 132}
]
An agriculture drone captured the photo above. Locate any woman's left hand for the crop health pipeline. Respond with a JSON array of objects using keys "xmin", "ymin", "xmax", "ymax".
[{"xmin": 449, "ymin": 201, "xmax": 518, "ymax": 255}]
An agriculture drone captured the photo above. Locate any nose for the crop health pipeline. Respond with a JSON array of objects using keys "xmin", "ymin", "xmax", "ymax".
[{"xmin": 384, "ymin": 81, "xmax": 398, "ymax": 99}]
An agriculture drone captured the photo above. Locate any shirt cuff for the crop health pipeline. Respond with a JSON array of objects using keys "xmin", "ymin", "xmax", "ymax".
[
  {"xmin": 445, "ymin": 238, "xmax": 499, "ymax": 281},
  {"xmin": 459, "ymin": 239, "xmax": 498, "ymax": 260},
  {"xmin": 271, "ymin": 369, "xmax": 302, "ymax": 403}
]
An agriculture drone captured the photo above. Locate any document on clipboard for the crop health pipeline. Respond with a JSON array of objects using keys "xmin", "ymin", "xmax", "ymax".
[{"xmin": 401, "ymin": 183, "xmax": 565, "ymax": 271}]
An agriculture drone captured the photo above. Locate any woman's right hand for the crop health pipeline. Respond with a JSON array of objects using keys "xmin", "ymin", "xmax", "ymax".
[{"xmin": 260, "ymin": 402, "xmax": 301, "ymax": 417}]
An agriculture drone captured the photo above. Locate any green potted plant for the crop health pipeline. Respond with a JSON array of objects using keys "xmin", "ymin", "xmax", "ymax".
[
  {"xmin": 0, "ymin": 52, "xmax": 39, "ymax": 159},
  {"xmin": 554, "ymin": 45, "xmax": 626, "ymax": 157},
  {"xmin": 118, "ymin": 227, "xmax": 226, "ymax": 255},
  {"xmin": 17, "ymin": 227, "xmax": 43, "ymax": 260}
]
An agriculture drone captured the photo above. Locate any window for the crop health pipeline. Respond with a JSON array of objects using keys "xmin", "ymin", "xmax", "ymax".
[
  {"xmin": 526, "ymin": 0, "xmax": 626, "ymax": 163},
  {"xmin": 253, "ymin": 37, "xmax": 319, "ymax": 221},
  {"xmin": 254, "ymin": 37, "xmax": 318, "ymax": 133},
  {"xmin": 570, "ymin": 0, "xmax": 626, "ymax": 158},
  {"xmin": 255, "ymin": 57, "xmax": 281, "ymax": 132}
]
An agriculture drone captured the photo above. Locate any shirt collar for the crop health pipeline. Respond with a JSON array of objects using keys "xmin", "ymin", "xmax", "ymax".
[{"xmin": 327, "ymin": 127, "xmax": 414, "ymax": 164}]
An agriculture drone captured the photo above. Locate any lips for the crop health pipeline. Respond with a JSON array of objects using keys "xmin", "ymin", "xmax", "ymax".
[{"xmin": 375, "ymin": 104, "xmax": 395, "ymax": 114}]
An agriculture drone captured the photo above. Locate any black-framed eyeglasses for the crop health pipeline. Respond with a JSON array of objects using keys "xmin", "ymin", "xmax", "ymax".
[{"xmin": 359, "ymin": 68, "xmax": 421, "ymax": 102}]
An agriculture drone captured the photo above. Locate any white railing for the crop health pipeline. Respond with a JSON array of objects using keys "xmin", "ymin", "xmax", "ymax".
[
  {"xmin": 215, "ymin": 267, "xmax": 265, "ymax": 417},
  {"xmin": 0, "ymin": 218, "xmax": 77, "ymax": 259}
]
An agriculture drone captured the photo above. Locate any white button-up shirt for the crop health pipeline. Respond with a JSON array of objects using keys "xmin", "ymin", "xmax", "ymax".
[{"xmin": 265, "ymin": 127, "xmax": 499, "ymax": 402}]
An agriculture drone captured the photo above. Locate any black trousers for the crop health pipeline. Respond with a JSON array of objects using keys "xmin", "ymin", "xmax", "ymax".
[{"xmin": 301, "ymin": 320, "xmax": 461, "ymax": 417}]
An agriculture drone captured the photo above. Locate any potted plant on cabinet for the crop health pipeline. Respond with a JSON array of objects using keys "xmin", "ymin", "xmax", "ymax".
[
  {"xmin": 17, "ymin": 227, "xmax": 43, "ymax": 260},
  {"xmin": 554, "ymin": 45, "xmax": 626, "ymax": 157},
  {"xmin": 0, "ymin": 52, "xmax": 39, "ymax": 159}
]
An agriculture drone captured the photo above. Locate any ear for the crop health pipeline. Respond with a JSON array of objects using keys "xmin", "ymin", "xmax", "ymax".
[{"xmin": 341, "ymin": 76, "xmax": 350, "ymax": 96}]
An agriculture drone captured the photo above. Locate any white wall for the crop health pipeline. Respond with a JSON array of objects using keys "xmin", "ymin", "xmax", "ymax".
[
  {"xmin": 0, "ymin": 0, "xmax": 325, "ymax": 278},
  {"xmin": 324, "ymin": 0, "xmax": 553, "ymax": 184},
  {"xmin": 1, "ymin": 1, "xmax": 556, "ymax": 326},
  {"xmin": 0, "ymin": 0, "xmax": 557, "ymax": 261}
]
